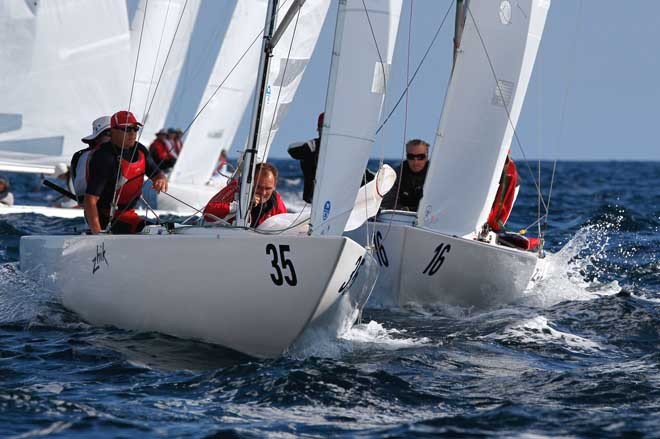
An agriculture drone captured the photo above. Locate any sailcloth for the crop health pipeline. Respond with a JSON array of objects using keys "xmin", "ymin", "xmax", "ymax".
[
  {"xmin": 168, "ymin": 0, "xmax": 267, "ymax": 186},
  {"xmin": 417, "ymin": 0, "xmax": 550, "ymax": 237},
  {"xmin": 311, "ymin": 0, "xmax": 402, "ymax": 236},
  {"xmin": 255, "ymin": 0, "xmax": 332, "ymax": 162},
  {"xmin": 129, "ymin": 0, "xmax": 201, "ymax": 137},
  {"xmin": 0, "ymin": 0, "xmax": 131, "ymax": 172}
]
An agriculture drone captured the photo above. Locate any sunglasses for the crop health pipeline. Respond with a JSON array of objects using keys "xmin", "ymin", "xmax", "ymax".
[
  {"xmin": 113, "ymin": 126, "xmax": 140, "ymax": 133},
  {"xmin": 406, "ymin": 153, "xmax": 427, "ymax": 161}
]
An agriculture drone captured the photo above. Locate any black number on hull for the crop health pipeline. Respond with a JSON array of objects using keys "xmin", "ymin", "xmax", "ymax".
[
  {"xmin": 374, "ymin": 230, "xmax": 389, "ymax": 267},
  {"xmin": 422, "ymin": 243, "xmax": 451, "ymax": 276},
  {"xmin": 338, "ymin": 256, "xmax": 364, "ymax": 294},
  {"xmin": 266, "ymin": 244, "xmax": 297, "ymax": 286}
]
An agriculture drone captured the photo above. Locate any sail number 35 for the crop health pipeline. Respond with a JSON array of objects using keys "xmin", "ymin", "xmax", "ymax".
[
  {"xmin": 422, "ymin": 243, "xmax": 451, "ymax": 276},
  {"xmin": 266, "ymin": 244, "xmax": 298, "ymax": 286}
]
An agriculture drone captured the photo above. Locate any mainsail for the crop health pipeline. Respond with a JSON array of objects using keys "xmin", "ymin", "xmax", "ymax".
[
  {"xmin": 0, "ymin": 0, "xmax": 131, "ymax": 172},
  {"xmin": 310, "ymin": 0, "xmax": 403, "ymax": 236},
  {"xmin": 168, "ymin": 0, "xmax": 267, "ymax": 186},
  {"xmin": 417, "ymin": 0, "xmax": 550, "ymax": 236},
  {"xmin": 255, "ymin": 0, "xmax": 332, "ymax": 162}
]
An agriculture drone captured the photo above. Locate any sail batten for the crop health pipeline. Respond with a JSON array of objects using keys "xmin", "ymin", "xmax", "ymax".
[{"xmin": 417, "ymin": 0, "xmax": 550, "ymax": 237}]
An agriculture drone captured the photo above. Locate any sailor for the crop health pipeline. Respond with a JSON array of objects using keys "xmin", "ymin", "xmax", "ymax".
[
  {"xmin": 84, "ymin": 110, "xmax": 168, "ymax": 234},
  {"xmin": 71, "ymin": 116, "xmax": 112, "ymax": 204},
  {"xmin": 287, "ymin": 112, "xmax": 324, "ymax": 203},
  {"xmin": 0, "ymin": 176, "xmax": 14, "ymax": 207},
  {"xmin": 487, "ymin": 153, "xmax": 519, "ymax": 232},
  {"xmin": 149, "ymin": 128, "xmax": 177, "ymax": 171},
  {"xmin": 203, "ymin": 162, "xmax": 287, "ymax": 227},
  {"xmin": 381, "ymin": 139, "xmax": 430, "ymax": 211}
]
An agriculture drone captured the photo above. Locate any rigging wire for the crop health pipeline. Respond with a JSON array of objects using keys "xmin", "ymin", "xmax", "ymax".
[
  {"xmin": 379, "ymin": 0, "xmax": 416, "ymax": 246},
  {"xmin": 544, "ymin": 0, "xmax": 582, "ymax": 229},
  {"xmin": 109, "ymin": 0, "xmax": 191, "ymax": 232},
  {"xmin": 105, "ymin": 0, "xmax": 150, "ymax": 231},
  {"xmin": 140, "ymin": 0, "xmax": 174, "ymax": 121},
  {"xmin": 358, "ymin": 0, "xmax": 390, "ymax": 247},
  {"xmin": 374, "ymin": 1, "xmax": 453, "ymax": 136},
  {"xmin": 466, "ymin": 6, "xmax": 549, "ymax": 214}
]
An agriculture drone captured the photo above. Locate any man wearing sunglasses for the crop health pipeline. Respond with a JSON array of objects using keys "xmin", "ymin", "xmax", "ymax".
[
  {"xmin": 381, "ymin": 139, "xmax": 430, "ymax": 211},
  {"xmin": 84, "ymin": 110, "xmax": 168, "ymax": 234}
]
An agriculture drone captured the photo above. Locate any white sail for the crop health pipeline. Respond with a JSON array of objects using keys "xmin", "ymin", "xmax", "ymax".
[
  {"xmin": 0, "ymin": 0, "xmax": 131, "ymax": 172},
  {"xmin": 169, "ymin": 0, "xmax": 267, "ymax": 186},
  {"xmin": 255, "ymin": 0, "xmax": 332, "ymax": 162},
  {"xmin": 129, "ymin": 0, "xmax": 201, "ymax": 137},
  {"xmin": 417, "ymin": 0, "xmax": 550, "ymax": 237},
  {"xmin": 310, "ymin": 0, "xmax": 402, "ymax": 236}
]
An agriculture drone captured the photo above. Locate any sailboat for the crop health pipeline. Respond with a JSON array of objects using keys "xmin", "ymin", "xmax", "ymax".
[
  {"xmin": 348, "ymin": 0, "xmax": 550, "ymax": 308},
  {"xmin": 0, "ymin": 0, "xmax": 131, "ymax": 217},
  {"xmin": 20, "ymin": 0, "xmax": 402, "ymax": 358}
]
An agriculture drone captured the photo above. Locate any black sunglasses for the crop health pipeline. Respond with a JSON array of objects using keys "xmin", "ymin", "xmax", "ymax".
[
  {"xmin": 113, "ymin": 126, "xmax": 140, "ymax": 133},
  {"xmin": 406, "ymin": 153, "xmax": 427, "ymax": 161}
]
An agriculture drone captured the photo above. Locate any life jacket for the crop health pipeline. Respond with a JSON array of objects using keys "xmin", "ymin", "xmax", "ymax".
[
  {"xmin": 487, "ymin": 157, "xmax": 519, "ymax": 231},
  {"xmin": 115, "ymin": 149, "xmax": 146, "ymax": 208},
  {"xmin": 203, "ymin": 179, "xmax": 239, "ymax": 223}
]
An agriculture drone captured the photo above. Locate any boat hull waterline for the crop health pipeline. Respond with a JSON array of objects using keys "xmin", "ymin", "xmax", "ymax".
[{"xmin": 20, "ymin": 231, "xmax": 370, "ymax": 358}]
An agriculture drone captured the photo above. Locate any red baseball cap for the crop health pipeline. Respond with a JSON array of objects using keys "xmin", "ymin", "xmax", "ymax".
[
  {"xmin": 111, "ymin": 110, "xmax": 143, "ymax": 129},
  {"xmin": 317, "ymin": 112, "xmax": 325, "ymax": 129}
]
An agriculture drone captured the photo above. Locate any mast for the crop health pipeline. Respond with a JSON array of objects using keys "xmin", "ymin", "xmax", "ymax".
[
  {"xmin": 237, "ymin": 0, "xmax": 279, "ymax": 227},
  {"xmin": 238, "ymin": 0, "xmax": 308, "ymax": 226}
]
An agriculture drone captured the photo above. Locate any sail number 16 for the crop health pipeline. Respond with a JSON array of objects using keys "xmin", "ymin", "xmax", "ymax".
[
  {"xmin": 422, "ymin": 243, "xmax": 451, "ymax": 276},
  {"xmin": 266, "ymin": 244, "xmax": 298, "ymax": 286}
]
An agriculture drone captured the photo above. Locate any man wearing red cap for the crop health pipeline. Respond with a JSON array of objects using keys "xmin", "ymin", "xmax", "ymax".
[{"xmin": 84, "ymin": 110, "xmax": 168, "ymax": 234}]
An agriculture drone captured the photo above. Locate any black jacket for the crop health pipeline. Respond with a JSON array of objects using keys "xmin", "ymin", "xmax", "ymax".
[
  {"xmin": 288, "ymin": 138, "xmax": 320, "ymax": 204},
  {"xmin": 381, "ymin": 161, "xmax": 428, "ymax": 211}
]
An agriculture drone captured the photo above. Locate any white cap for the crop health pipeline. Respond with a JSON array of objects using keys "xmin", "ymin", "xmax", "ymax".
[
  {"xmin": 53, "ymin": 162, "xmax": 69, "ymax": 178},
  {"xmin": 81, "ymin": 116, "xmax": 111, "ymax": 144}
]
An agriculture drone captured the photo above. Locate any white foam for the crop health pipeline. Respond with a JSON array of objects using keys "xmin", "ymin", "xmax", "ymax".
[
  {"xmin": 484, "ymin": 315, "xmax": 606, "ymax": 353},
  {"xmin": 523, "ymin": 224, "xmax": 622, "ymax": 307}
]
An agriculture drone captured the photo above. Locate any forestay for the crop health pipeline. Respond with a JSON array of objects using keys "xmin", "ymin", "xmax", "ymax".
[
  {"xmin": 129, "ymin": 0, "xmax": 200, "ymax": 137},
  {"xmin": 0, "ymin": 0, "xmax": 131, "ymax": 172},
  {"xmin": 255, "ymin": 0, "xmax": 332, "ymax": 162},
  {"xmin": 417, "ymin": 0, "xmax": 549, "ymax": 237},
  {"xmin": 168, "ymin": 0, "xmax": 266, "ymax": 186},
  {"xmin": 310, "ymin": 0, "xmax": 402, "ymax": 236}
]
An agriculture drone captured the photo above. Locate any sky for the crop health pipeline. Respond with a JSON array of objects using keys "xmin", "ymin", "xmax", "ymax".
[
  {"xmin": 127, "ymin": 0, "xmax": 660, "ymax": 161},
  {"xmin": 263, "ymin": 0, "xmax": 660, "ymax": 161}
]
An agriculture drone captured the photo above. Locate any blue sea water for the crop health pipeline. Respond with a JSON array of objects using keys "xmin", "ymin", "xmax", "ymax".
[{"xmin": 0, "ymin": 160, "xmax": 658, "ymax": 438}]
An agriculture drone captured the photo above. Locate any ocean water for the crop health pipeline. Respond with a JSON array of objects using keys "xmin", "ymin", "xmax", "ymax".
[{"xmin": 0, "ymin": 160, "xmax": 658, "ymax": 438}]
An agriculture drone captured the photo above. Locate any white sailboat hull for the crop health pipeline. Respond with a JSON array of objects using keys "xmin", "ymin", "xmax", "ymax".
[
  {"xmin": 20, "ymin": 230, "xmax": 370, "ymax": 358},
  {"xmin": 348, "ymin": 213, "xmax": 539, "ymax": 309}
]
